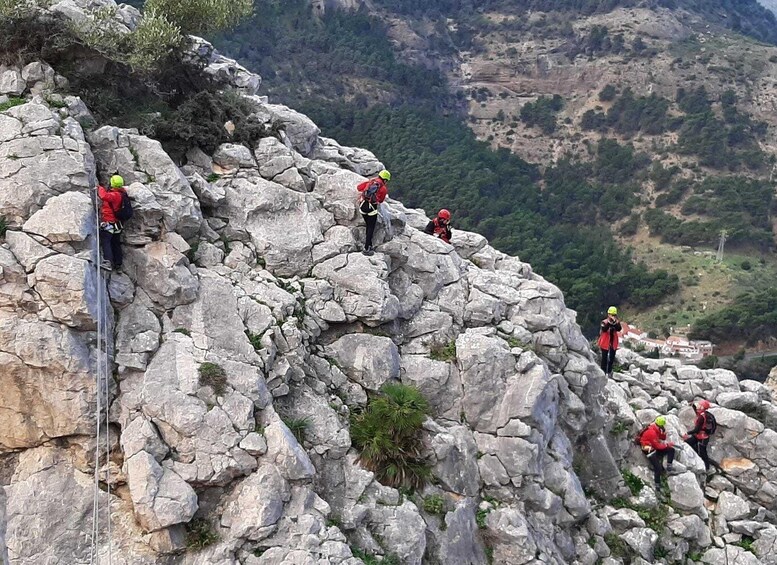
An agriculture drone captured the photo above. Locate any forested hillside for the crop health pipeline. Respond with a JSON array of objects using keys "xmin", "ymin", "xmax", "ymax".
[{"xmin": 218, "ymin": 0, "xmax": 777, "ymax": 341}]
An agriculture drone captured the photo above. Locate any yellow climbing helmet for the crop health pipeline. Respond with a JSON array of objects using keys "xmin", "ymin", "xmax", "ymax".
[
  {"xmin": 378, "ymin": 169, "xmax": 391, "ymax": 181},
  {"xmin": 655, "ymin": 416, "xmax": 666, "ymax": 427},
  {"xmin": 110, "ymin": 175, "xmax": 125, "ymax": 189},
  {"xmin": 608, "ymin": 306, "xmax": 618, "ymax": 315}
]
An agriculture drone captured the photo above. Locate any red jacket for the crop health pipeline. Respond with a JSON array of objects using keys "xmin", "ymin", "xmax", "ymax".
[
  {"xmin": 357, "ymin": 178, "xmax": 388, "ymax": 204},
  {"xmin": 640, "ymin": 423, "xmax": 673, "ymax": 451},
  {"xmin": 598, "ymin": 318, "xmax": 621, "ymax": 350},
  {"xmin": 98, "ymin": 185, "xmax": 125, "ymax": 223},
  {"xmin": 688, "ymin": 411, "xmax": 713, "ymax": 440}
]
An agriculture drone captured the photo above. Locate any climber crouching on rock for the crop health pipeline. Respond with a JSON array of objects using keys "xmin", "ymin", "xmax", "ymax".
[
  {"xmin": 356, "ymin": 169, "xmax": 390, "ymax": 256},
  {"xmin": 97, "ymin": 175, "xmax": 131, "ymax": 271},
  {"xmin": 683, "ymin": 399, "xmax": 716, "ymax": 474},
  {"xmin": 640, "ymin": 415, "xmax": 677, "ymax": 493},
  {"xmin": 424, "ymin": 209, "xmax": 453, "ymax": 243}
]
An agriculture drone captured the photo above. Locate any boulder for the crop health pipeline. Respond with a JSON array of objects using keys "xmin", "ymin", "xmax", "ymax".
[
  {"xmin": 126, "ymin": 451, "xmax": 198, "ymax": 532},
  {"xmin": 716, "ymin": 491, "xmax": 752, "ymax": 522},
  {"xmin": 22, "ymin": 191, "xmax": 94, "ymax": 243},
  {"xmin": 123, "ymin": 242, "xmax": 199, "ymax": 310},
  {"xmin": 311, "ymin": 253, "xmax": 399, "ymax": 325},
  {"xmin": 326, "ymin": 333, "xmax": 400, "ymax": 391},
  {"xmin": 31, "ymin": 254, "xmax": 98, "ymax": 330}
]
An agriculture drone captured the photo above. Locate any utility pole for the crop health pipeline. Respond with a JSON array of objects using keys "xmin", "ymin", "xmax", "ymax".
[{"xmin": 716, "ymin": 229, "xmax": 727, "ymax": 263}]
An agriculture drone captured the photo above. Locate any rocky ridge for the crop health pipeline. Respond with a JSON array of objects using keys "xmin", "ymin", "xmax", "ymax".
[{"xmin": 2, "ymin": 2, "xmax": 777, "ymax": 565}]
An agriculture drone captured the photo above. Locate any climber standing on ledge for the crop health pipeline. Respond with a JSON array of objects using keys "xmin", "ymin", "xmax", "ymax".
[
  {"xmin": 97, "ymin": 175, "xmax": 130, "ymax": 271},
  {"xmin": 356, "ymin": 169, "xmax": 390, "ymax": 256},
  {"xmin": 598, "ymin": 306, "xmax": 621, "ymax": 378},
  {"xmin": 683, "ymin": 399, "xmax": 716, "ymax": 473},
  {"xmin": 424, "ymin": 209, "xmax": 453, "ymax": 244}
]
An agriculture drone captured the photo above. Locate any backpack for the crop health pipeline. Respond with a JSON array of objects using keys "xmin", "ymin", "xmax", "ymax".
[
  {"xmin": 114, "ymin": 190, "xmax": 134, "ymax": 222},
  {"xmin": 633, "ymin": 425, "xmax": 650, "ymax": 446},
  {"xmin": 702, "ymin": 412, "xmax": 717, "ymax": 436},
  {"xmin": 363, "ymin": 181, "xmax": 381, "ymax": 204}
]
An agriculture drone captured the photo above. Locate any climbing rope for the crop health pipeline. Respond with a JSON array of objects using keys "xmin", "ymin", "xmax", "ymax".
[{"xmin": 90, "ymin": 188, "xmax": 113, "ymax": 565}]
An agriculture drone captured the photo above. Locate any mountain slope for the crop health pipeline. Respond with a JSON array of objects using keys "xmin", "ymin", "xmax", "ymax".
[
  {"xmin": 4, "ymin": 2, "xmax": 777, "ymax": 565},
  {"xmin": 216, "ymin": 0, "xmax": 777, "ymax": 345}
]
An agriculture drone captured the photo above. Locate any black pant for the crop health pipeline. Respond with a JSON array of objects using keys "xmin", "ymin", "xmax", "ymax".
[
  {"xmin": 647, "ymin": 448, "xmax": 675, "ymax": 485},
  {"xmin": 100, "ymin": 229, "xmax": 123, "ymax": 267},
  {"xmin": 686, "ymin": 436, "xmax": 710, "ymax": 470},
  {"xmin": 601, "ymin": 348, "xmax": 616, "ymax": 374},
  {"xmin": 362, "ymin": 212, "xmax": 378, "ymax": 250}
]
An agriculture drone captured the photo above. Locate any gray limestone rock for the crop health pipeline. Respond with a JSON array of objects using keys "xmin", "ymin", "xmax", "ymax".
[{"xmin": 326, "ymin": 333, "xmax": 400, "ymax": 391}]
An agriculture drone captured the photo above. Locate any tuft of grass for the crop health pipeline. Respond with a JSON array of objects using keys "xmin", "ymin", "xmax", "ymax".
[
  {"xmin": 0, "ymin": 216, "xmax": 7, "ymax": 239},
  {"xmin": 622, "ymin": 469, "xmax": 645, "ymax": 496},
  {"xmin": 185, "ymin": 518, "xmax": 219, "ymax": 550},
  {"xmin": 423, "ymin": 494, "xmax": 445, "ymax": 516},
  {"xmin": 604, "ymin": 532, "xmax": 633, "ymax": 560},
  {"xmin": 610, "ymin": 421, "xmax": 629, "ymax": 435},
  {"xmin": 198, "ymin": 362, "xmax": 227, "ymax": 396},
  {"xmin": 173, "ymin": 327, "xmax": 191, "ymax": 336},
  {"xmin": 350, "ymin": 382, "xmax": 432, "ymax": 490},
  {"xmin": 245, "ymin": 330, "xmax": 262, "ymax": 351},
  {"xmin": 282, "ymin": 417, "xmax": 310, "ymax": 444},
  {"xmin": 429, "ymin": 340, "xmax": 456, "ymax": 362},
  {"xmin": 350, "ymin": 547, "xmax": 400, "ymax": 565},
  {"xmin": 476, "ymin": 508, "xmax": 490, "ymax": 529},
  {"xmin": 735, "ymin": 536, "xmax": 755, "ymax": 554},
  {"xmin": 0, "ymin": 97, "xmax": 25, "ymax": 112},
  {"xmin": 206, "ymin": 172, "xmax": 221, "ymax": 183}
]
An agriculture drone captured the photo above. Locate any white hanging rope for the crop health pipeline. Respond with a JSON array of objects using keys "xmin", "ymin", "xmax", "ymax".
[{"xmin": 90, "ymin": 187, "xmax": 113, "ymax": 565}]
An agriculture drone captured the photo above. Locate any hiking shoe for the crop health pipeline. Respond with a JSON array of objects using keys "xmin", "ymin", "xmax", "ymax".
[
  {"xmin": 362, "ymin": 248, "xmax": 375, "ymax": 257},
  {"xmin": 99, "ymin": 260, "xmax": 113, "ymax": 271},
  {"xmin": 666, "ymin": 464, "xmax": 674, "ymax": 474}
]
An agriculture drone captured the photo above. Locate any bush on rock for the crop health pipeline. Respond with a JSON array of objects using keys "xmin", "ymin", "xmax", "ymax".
[{"xmin": 351, "ymin": 383, "xmax": 431, "ymax": 489}]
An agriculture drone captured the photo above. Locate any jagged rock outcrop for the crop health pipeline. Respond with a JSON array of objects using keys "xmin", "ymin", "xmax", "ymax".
[{"xmin": 2, "ymin": 2, "xmax": 777, "ymax": 565}]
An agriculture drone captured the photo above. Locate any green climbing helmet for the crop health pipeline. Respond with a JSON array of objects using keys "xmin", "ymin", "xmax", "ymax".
[
  {"xmin": 110, "ymin": 175, "xmax": 125, "ymax": 189},
  {"xmin": 655, "ymin": 416, "xmax": 666, "ymax": 427},
  {"xmin": 378, "ymin": 169, "xmax": 391, "ymax": 181},
  {"xmin": 608, "ymin": 306, "xmax": 618, "ymax": 315}
]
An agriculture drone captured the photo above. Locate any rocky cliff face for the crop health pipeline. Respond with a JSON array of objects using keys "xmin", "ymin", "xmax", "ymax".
[{"xmin": 2, "ymin": 2, "xmax": 777, "ymax": 565}]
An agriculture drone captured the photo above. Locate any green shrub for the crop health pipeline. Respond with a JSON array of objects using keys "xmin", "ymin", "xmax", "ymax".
[
  {"xmin": 599, "ymin": 84, "xmax": 617, "ymax": 102},
  {"xmin": 604, "ymin": 532, "xmax": 633, "ymax": 560},
  {"xmin": 282, "ymin": 417, "xmax": 310, "ymax": 443},
  {"xmin": 0, "ymin": 97, "xmax": 25, "ymax": 112},
  {"xmin": 145, "ymin": 0, "xmax": 253, "ymax": 36},
  {"xmin": 350, "ymin": 382, "xmax": 431, "ymax": 489},
  {"xmin": 245, "ymin": 330, "xmax": 262, "ymax": 351},
  {"xmin": 153, "ymin": 89, "xmax": 271, "ymax": 156},
  {"xmin": 0, "ymin": 216, "xmax": 7, "ymax": 239},
  {"xmin": 206, "ymin": 173, "xmax": 221, "ymax": 183},
  {"xmin": 429, "ymin": 340, "xmax": 456, "ymax": 362},
  {"xmin": 621, "ymin": 469, "xmax": 644, "ymax": 496},
  {"xmin": 173, "ymin": 327, "xmax": 191, "ymax": 336},
  {"xmin": 476, "ymin": 508, "xmax": 489, "ymax": 529},
  {"xmin": 128, "ymin": 7, "xmax": 184, "ymax": 71},
  {"xmin": 185, "ymin": 518, "xmax": 219, "ymax": 550},
  {"xmin": 610, "ymin": 421, "xmax": 628, "ymax": 435},
  {"xmin": 735, "ymin": 536, "xmax": 755, "ymax": 553},
  {"xmin": 350, "ymin": 548, "xmax": 400, "ymax": 565},
  {"xmin": 198, "ymin": 362, "xmax": 227, "ymax": 395},
  {"xmin": 423, "ymin": 494, "xmax": 446, "ymax": 515}
]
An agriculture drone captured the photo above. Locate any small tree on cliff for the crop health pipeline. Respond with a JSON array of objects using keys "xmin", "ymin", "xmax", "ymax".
[{"xmin": 144, "ymin": 0, "xmax": 253, "ymax": 37}]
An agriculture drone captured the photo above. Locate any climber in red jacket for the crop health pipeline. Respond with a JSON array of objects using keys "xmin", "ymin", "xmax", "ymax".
[
  {"xmin": 356, "ymin": 169, "xmax": 390, "ymax": 256},
  {"xmin": 598, "ymin": 306, "xmax": 622, "ymax": 378},
  {"xmin": 683, "ymin": 400, "xmax": 716, "ymax": 472},
  {"xmin": 640, "ymin": 415, "xmax": 676, "ymax": 490},
  {"xmin": 424, "ymin": 209, "xmax": 453, "ymax": 243},
  {"xmin": 97, "ymin": 175, "xmax": 127, "ymax": 271}
]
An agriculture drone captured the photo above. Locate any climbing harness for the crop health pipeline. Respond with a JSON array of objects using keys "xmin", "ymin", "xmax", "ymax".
[{"xmin": 90, "ymin": 189, "xmax": 113, "ymax": 565}]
